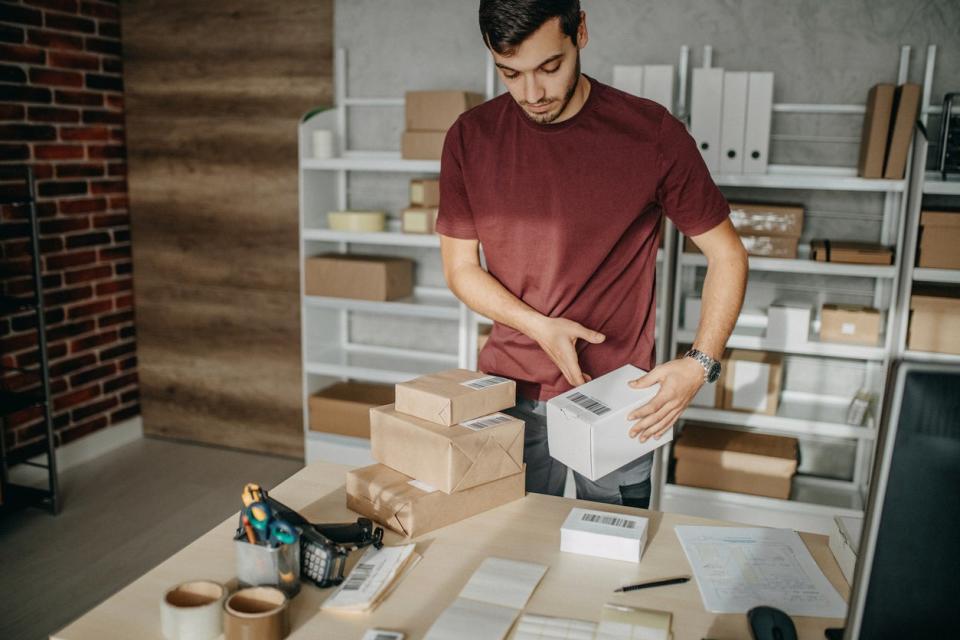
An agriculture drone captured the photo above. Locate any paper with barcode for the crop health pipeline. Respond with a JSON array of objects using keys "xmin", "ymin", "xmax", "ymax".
[
  {"xmin": 512, "ymin": 613, "xmax": 597, "ymax": 640},
  {"xmin": 460, "ymin": 412, "xmax": 515, "ymax": 431},
  {"xmin": 321, "ymin": 543, "xmax": 417, "ymax": 612},
  {"xmin": 675, "ymin": 526, "xmax": 847, "ymax": 617},
  {"xmin": 460, "ymin": 375, "xmax": 510, "ymax": 390}
]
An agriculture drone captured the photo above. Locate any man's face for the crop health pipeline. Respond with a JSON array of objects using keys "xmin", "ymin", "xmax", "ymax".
[{"xmin": 490, "ymin": 15, "xmax": 587, "ymax": 125}]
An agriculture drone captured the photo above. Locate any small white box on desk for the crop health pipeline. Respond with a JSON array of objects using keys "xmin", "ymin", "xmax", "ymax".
[
  {"xmin": 546, "ymin": 364, "xmax": 664, "ymax": 482},
  {"xmin": 561, "ymin": 507, "xmax": 649, "ymax": 563}
]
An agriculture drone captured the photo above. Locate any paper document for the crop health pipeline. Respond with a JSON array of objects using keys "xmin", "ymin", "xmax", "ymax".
[
  {"xmin": 425, "ymin": 557, "xmax": 549, "ymax": 640},
  {"xmin": 322, "ymin": 543, "xmax": 418, "ymax": 613},
  {"xmin": 675, "ymin": 526, "xmax": 847, "ymax": 618},
  {"xmin": 596, "ymin": 603, "xmax": 672, "ymax": 640},
  {"xmin": 512, "ymin": 613, "xmax": 597, "ymax": 640}
]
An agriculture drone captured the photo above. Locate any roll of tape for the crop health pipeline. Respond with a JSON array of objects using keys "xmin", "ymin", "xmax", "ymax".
[
  {"xmin": 160, "ymin": 580, "xmax": 226, "ymax": 640},
  {"xmin": 224, "ymin": 586, "xmax": 289, "ymax": 640}
]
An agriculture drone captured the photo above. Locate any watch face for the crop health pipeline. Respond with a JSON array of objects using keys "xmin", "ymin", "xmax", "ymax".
[{"xmin": 707, "ymin": 362, "xmax": 721, "ymax": 383}]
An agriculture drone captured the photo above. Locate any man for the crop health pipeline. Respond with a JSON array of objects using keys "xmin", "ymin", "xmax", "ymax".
[{"xmin": 437, "ymin": 0, "xmax": 748, "ymax": 509}]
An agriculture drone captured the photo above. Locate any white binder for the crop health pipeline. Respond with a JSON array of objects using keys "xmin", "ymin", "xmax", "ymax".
[
  {"xmin": 612, "ymin": 65, "xmax": 644, "ymax": 97},
  {"xmin": 720, "ymin": 71, "xmax": 748, "ymax": 175},
  {"xmin": 744, "ymin": 72, "xmax": 774, "ymax": 174},
  {"xmin": 642, "ymin": 65, "xmax": 675, "ymax": 112},
  {"xmin": 690, "ymin": 67, "xmax": 724, "ymax": 174}
]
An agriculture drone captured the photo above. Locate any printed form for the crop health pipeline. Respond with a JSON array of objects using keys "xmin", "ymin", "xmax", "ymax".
[{"xmin": 675, "ymin": 526, "xmax": 847, "ymax": 618}]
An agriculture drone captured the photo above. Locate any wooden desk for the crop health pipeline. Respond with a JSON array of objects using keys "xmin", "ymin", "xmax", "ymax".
[{"xmin": 53, "ymin": 462, "xmax": 849, "ymax": 639}]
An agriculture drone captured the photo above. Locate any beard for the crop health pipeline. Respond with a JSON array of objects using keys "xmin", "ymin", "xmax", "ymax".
[{"xmin": 520, "ymin": 52, "xmax": 581, "ymax": 125}]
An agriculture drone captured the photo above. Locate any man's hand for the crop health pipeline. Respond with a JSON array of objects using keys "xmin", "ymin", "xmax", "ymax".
[
  {"xmin": 528, "ymin": 316, "xmax": 605, "ymax": 387},
  {"xmin": 626, "ymin": 357, "xmax": 705, "ymax": 441}
]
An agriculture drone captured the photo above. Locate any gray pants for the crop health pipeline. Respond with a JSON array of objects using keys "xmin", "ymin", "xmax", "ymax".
[{"xmin": 503, "ymin": 396, "xmax": 652, "ymax": 509}]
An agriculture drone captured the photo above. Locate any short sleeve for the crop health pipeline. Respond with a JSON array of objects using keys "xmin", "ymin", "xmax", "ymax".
[
  {"xmin": 436, "ymin": 119, "xmax": 479, "ymax": 240},
  {"xmin": 656, "ymin": 111, "xmax": 730, "ymax": 237}
]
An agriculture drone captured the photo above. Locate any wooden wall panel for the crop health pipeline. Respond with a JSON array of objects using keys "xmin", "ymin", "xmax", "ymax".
[{"xmin": 123, "ymin": 0, "xmax": 333, "ymax": 458}]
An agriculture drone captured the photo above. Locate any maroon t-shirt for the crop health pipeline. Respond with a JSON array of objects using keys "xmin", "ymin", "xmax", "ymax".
[{"xmin": 437, "ymin": 76, "xmax": 729, "ymax": 401}]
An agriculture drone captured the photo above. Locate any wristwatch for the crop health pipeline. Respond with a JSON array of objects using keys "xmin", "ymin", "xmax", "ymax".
[{"xmin": 684, "ymin": 348, "xmax": 721, "ymax": 383}]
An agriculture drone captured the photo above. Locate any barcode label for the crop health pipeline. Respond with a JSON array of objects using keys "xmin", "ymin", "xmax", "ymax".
[
  {"xmin": 581, "ymin": 512, "xmax": 636, "ymax": 529},
  {"xmin": 361, "ymin": 630, "xmax": 404, "ymax": 640},
  {"xmin": 461, "ymin": 375, "xmax": 510, "ymax": 390},
  {"xmin": 460, "ymin": 413, "xmax": 513, "ymax": 431},
  {"xmin": 342, "ymin": 562, "xmax": 375, "ymax": 591},
  {"xmin": 566, "ymin": 391, "xmax": 611, "ymax": 416}
]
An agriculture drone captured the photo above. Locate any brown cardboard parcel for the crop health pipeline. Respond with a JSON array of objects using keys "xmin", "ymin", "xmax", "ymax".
[
  {"xmin": 820, "ymin": 304, "xmax": 881, "ymax": 345},
  {"xmin": 674, "ymin": 424, "xmax": 798, "ymax": 500},
  {"xmin": 305, "ymin": 253, "xmax": 413, "ymax": 301},
  {"xmin": 370, "ymin": 404, "xmax": 523, "ymax": 494},
  {"xmin": 684, "ymin": 234, "xmax": 798, "ymax": 259},
  {"xmin": 721, "ymin": 349, "xmax": 783, "ymax": 416},
  {"xmin": 918, "ymin": 210, "xmax": 960, "ymax": 270},
  {"xmin": 394, "ymin": 368, "xmax": 516, "ymax": 426},
  {"xmin": 410, "ymin": 178, "xmax": 441, "ymax": 207},
  {"xmin": 401, "ymin": 130, "xmax": 447, "ymax": 160},
  {"xmin": 401, "ymin": 206, "xmax": 439, "ymax": 234},
  {"xmin": 404, "ymin": 91, "xmax": 485, "ymax": 131},
  {"xmin": 908, "ymin": 290, "xmax": 960, "ymax": 355},
  {"xmin": 346, "ymin": 463, "xmax": 525, "ymax": 538},
  {"xmin": 811, "ymin": 240, "xmax": 894, "ymax": 265},
  {"xmin": 308, "ymin": 381, "xmax": 395, "ymax": 438},
  {"xmin": 728, "ymin": 202, "xmax": 804, "ymax": 237}
]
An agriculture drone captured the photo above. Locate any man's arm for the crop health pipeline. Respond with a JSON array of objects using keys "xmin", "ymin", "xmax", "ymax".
[
  {"xmin": 440, "ymin": 234, "xmax": 605, "ymax": 386},
  {"xmin": 627, "ymin": 218, "xmax": 748, "ymax": 441}
]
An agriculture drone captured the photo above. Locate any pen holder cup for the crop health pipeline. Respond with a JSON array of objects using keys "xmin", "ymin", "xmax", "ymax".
[{"xmin": 234, "ymin": 534, "xmax": 301, "ymax": 598}]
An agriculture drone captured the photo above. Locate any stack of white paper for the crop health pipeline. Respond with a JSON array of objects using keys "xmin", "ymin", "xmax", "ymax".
[
  {"xmin": 322, "ymin": 543, "xmax": 419, "ymax": 613},
  {"xmin": 560, "ymin": 507, "xmax": 649, "ymax": 563}
]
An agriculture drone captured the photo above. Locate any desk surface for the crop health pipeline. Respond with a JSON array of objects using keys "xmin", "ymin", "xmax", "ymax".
[{"xmin": 53, "ymin": 462, "xmax": 849, "ymax": 639}]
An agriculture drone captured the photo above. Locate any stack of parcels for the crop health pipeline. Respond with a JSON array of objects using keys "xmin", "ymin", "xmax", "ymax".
[
  {"xmin": 685, "ymin": 202, "xmax": 804, "ymax": 258},
  {"xmin": 347, "ymin": 369, "xmax": 526, "ymax": 537},
  {"xmin": 908, "ymin": 286, "xmax": 960, "ymax": 355},
  {"xmin": 402, "ymin": 178, "xmax": 440, "ymax": 234},
  {"xmin": 402, "ymin": 90, "xmax": 484, "ymax": 160}
]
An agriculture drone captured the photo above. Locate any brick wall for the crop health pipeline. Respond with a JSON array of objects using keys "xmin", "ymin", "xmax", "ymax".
[{"xmin": 1, "ymin": 0, "xmax": 138, "ymax": 462}]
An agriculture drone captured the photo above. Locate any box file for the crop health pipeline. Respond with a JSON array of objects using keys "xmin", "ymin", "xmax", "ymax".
[
  {"xmin": 743, "ymin": 72, "xmax": 774, "ymax": 174},
  {"xmin": 720, "ymin": 71, "xmax": 748, "ymax": 174},
  {"xmin": 691, "ymin": 67, "xmax": 724, "ymax": 173}
]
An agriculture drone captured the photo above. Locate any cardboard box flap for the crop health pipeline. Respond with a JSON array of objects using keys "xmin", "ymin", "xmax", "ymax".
[
  {"xmin": 920, "ymin": 210, "xmax": 960, "ymax": 228},
  {"xmin": 345, "ymin": 465, "xmax": 420, "ymax": 536},
  {"xmin": 822, "ymin": 303, "xmax": 880, "ymax": 316},
  {"xmin": 449, "ymin": 429, "xmax": 524, "ymax": 492}
]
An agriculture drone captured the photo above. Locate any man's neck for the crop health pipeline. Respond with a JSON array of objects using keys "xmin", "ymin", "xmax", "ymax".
[{"xmin": 551, "ymin": 74, "xmax": 591, "ymax": 124}]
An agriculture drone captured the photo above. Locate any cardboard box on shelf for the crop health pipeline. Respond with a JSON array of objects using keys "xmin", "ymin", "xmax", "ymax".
[
  {"xmin": 345, "ymin": 463, "xmax": 525, "ymax": 538},
  {"xmin": 560, "ymin": 507, "xmax": 649, "ymax": 563},
  {"xmin": 908, "ymin": 289, "xmax": 960, "ymax": 355},
  {"xmin": 766, "ymin": 300, "xmax": 812, "ymax": 348},
  {"xmin": 404, "ymin": 91, "xmax": 485, "ymax": 132},
  {"xmin": 857, "ymin": 83, "xmax": 895, "ymax": 179},
  {"xmin": 918, "ymin": 210, "xmax": 960, "ymax": 270},
  {"xmin": 369, "ymin": 404, "xmax": 523, "ymax": 494},
  {"xmin": 308, "ymin": 381, "xmax": 395, "ymax": 438},
  {"xmin": 546, "ymin": 364, "xmax": 665, "ymax": 482},
  {"xmin": 327, "ymin": 210, "xmax": 386, "ymax": 233},
  {"xmin": 401, "ymin": 131, "xmax": 447, "ymax": 160},
  {"xmin": 684, "ymin": 235, "xmax": 798, "ymax": 259},
  {"xmin": 820, "ymin": 304, "xmax": 882, "ymax": 345},
  {"xmin": 410, "ymin": 179, "xmax": 441, "ymax": 207},
  {"xmin": 401, "ymin": 207, "xmax": 439, "ymax": 234},
  {"xmin": 721, "ymin": 349, "xmax": 783, "ymax": 416},
  {"xmin": 811, "ymin": 240, "xmax": 894, "ymax": 265},
  {"xmin": 673, "ymin": 423, "xmax": 799, "ymax": 500},
  {"xmin": 394, "ymin": 368, "xmax": 515, "ymax": 426},
  {"xmin": 305, "ymin": 253, "xmax": 413, "ymax": 301},
  {"xmin": 728, "ymin": 202, "xmax": 804, "ymax": 237}
]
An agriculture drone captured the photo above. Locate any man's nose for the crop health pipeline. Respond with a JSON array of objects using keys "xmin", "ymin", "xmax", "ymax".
[{"xmin": 524, "ymin": 75, "xmax": 545, "ymax": 104}]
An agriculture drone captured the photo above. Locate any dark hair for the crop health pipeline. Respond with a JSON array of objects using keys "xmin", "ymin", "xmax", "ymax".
[{"xmin": 479, "ymin": 0, "xmax": 582, "ymax": 55}]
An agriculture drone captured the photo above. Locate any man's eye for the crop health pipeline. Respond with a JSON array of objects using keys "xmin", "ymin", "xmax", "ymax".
[
  {"xmin": 503, "ymin": 71, "xmax": 519, "ymax": 80},
  {"xmin": 542, "ymin": 65, "xmax": 561, "ymax": 74}
]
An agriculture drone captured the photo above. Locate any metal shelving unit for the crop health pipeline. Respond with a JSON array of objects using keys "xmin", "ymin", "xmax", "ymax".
[{"xmin": 1, "ymin": 167, "xmax": 60, "ymax": 515}]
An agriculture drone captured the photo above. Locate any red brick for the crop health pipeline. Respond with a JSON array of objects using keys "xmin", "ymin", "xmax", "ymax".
[
  {"xmin": 44, "ymin": 249, "xmax": 95, "ymax": 269},
  {"xmin": 52, "ymin": 384, "xmax": 97, "ymax": 411},
  {"xmin": 97, "ymin": 309, "xmax": 131, "ymax": 328},
  {"xmin": 104, "ymin": 372, "xmax": 137, "ymax": 393},
  {"xmin": 45, "ymin": 13, "xmax": 95, "ymax": 34},
  {"xmin": 71, "ymin": 396, "xmax": 117, "ymax": 421},
  {"xmin": 29, "ymin": 66, "xmax": 83, "ymax": 87},
  {"xmin": 95, "ymin": 278, "xmax": 130, "ymax": 295},
  {"xmin": 98, "ymin": 245, "xmax": 129, "ymax": 261},
  {"xmin": 79, "ymin": 2, "xmax": 118, "ymax": 20},
  {"xmin": 55, "ymin": 161, "xmax": 103, "ymax": 176},
  {"xmin": 0, "ymin": 25, "xmax": 26, "ymax": 45},
  {"xmin": 60, "ymin": 124, "xmax": 108, "ymax": 141},
  {"xmin": 98, "ymin": 340, "xmax": 134, "ymax": 361},
  {"xmin": 32, "ymin": 162, "xmax": 54, "ymax": 179},
  {"xmin": 38, "ymin": 179, "xmax": 87, "ymax": 197},
  {"xmin": 27, "ymin": 105, "xmax": 80, "ymax": 123},
  {"xmin": 85, "ymin": 72, "xmax": 121, "ymax": 92},
  {"xmin": 69, "ymin": 361, "xmax": 115, "ymax": 386},
  {"xmin": 91, "ymin": 212, "xmax": 127, "ymax": 227},
  {"xmin": 54, "ymin": 88, "xmax": 101, "ymax": 106},
  {"xmin": 89, "ymin": 178, "xmax": 124, "ymax": 194},
  {"xmin": 102, "ymin": 58, "xmax": 121, "ymax": 75},
  {"xmin": 112, "ymin": 228, "xmax": 129, "ymax": 243},
  {"xmin": 98, "ymin": 22, "xmax": 119, "ymax": 39},
  {"xmin": 118, "ymin": 355, "xmax": 135, "ymax": 370},
  {"xmin": 107, "ymin": 195, "xmax": 127, "ymax": 209},
  {"xmin": 59, "ymin": 197, "xmax": 105, "ymax": 214},
  {"xmin": 46, "ymin": 318, "xmax": 94, "ymax": 342},
  {"xmin": 67, "ymin": 298, "xmax": 112, "ymax": 320},
  {"xmin": 4, "ymin": 405, "xmax": 43, "ymax": 428},
  {"xmin": 64, "ymin": 264, "xmax": 112, "ymax": 284},
  {"xmin": 110, "ymin": 403, "xmax": 139, "ymax": 424},
  {"xmin": 24, "ymin": 1, "xmax": 80, "ymax": 13},
  {"xmin": 83, "ymin": 36, "xmax": 120, "ymax": 57},
  {"xmin": 15, "ymin": 343, "xmax": 68, "ymax": 368},
  {"xmin": 40, "ymin": 215, "xmax": 89, "ymax": 234},
  {"xmin": 108, "ymin": 127, "xmax": 123, "ymax": 142},
  {"xmin": 115, "ymin": 294, "xmax": 133, "ymax": 309},
  {"xmin": 87, "ymin": 143, "xmax": 124, "ymax": 160},
  {"xmin": 0, "ymin": 123, "xmax": 57, "ymax": 141},
  {"xmin": 82, "ymin": 110, "xmax": 122, "ymax": 126},
  {"xmin": 0, "ymin": 43, "xmax": 45, "ymax": 64},
  {"xmin": 48, "ymin": 49, "xmax": 98, "ymax": 70},
  {"xmin": 2, "ymin": 5, "xmax": 43, "ymax": 27},
  {"xmin": 26, "ymin": 28, "xmax": 83, "ymax": 51},
  {"xmin": 46, "ymin": 284, "xmax": 92, "ymax": 306},
  {"xmin": 0, "ymin": 144, "xmax": 31, "ymax": 160},
  {"xmin": 70, "ymin": 328, "xmax": 117, "ymax": 352},
  {"xmin": 35, "ymin": 144, "xmax": 84, "ymax": 160},
  {"xmin": 65, "ymin": 230, "xmax": 110, "ymax": 249},
  {"xmin": 60, "ymin": 415, "xmax": 107, "ymax": 445},
  {"xmin": 49, "ymin": 353, "xmax": 97, "ymax": 377},
  {"xmin": 0, "ymin": 103, "xmax": 26, "ymax": 119},
  {"xmin": 106, "ymin": 162, "xmax": 125, "ymax": 177}
]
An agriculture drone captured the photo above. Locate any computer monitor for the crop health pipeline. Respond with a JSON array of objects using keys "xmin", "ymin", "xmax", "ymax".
[{"xmin": 844, "ymin": 360, "xmax": 960, "ymax": 638}]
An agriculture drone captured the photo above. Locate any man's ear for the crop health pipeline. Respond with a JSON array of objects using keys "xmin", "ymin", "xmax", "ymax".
[{"xmin": 577, "ymin": 11, "xmax": 588, "ymax": 50}]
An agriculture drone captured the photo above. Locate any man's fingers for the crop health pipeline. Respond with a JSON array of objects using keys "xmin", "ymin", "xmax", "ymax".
[
  {"xmin": 629, "ymin": 369, "xmax": 660, "ymax": 389},
  {"xmin": 628, "ymin": 395, "xmax": 667, "ymax": 421},
  {"xmin": 575, "ymin": 325, "xmax": 606, "ymax": 344},
  {"xmin": 638, "ymin": 408, "xmax": 681, "ymax": 442},
  {"xmin": 629, "ymin": 401, "xmax": 675, "ymax": 437}
]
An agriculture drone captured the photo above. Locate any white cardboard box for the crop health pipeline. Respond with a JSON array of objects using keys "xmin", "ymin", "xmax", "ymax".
[
  {"xmin": 560, "ymin": 507, "xmax": 649, "ymax": 563},
  {"xmin": 829, "ymin": 514, "xmax": 862, "ymax": 584},
  {"xmin": 546, "ymin": 364, "xmax": 665, "ymax": 481},
  {"xmin": 766, "ymin": 300, "xmax": 812, "ymax": 348}
]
